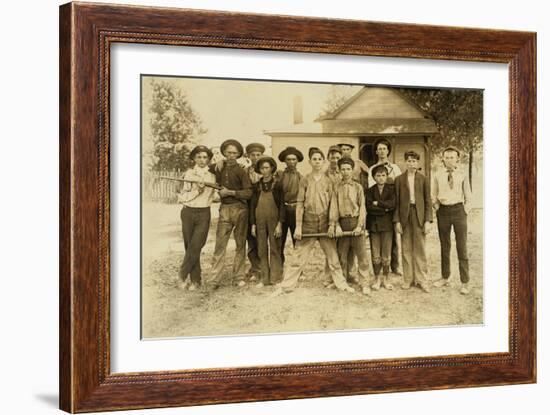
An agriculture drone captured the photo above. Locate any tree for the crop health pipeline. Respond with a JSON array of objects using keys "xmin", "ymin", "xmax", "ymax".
[
  {"xmin": 319, "ymin": 84, "xmax": 359, "ymax": 116},
  {"xmin": 398, "ymin": 88, "xmax": 483, "ymax": 190},
  {"xmin": 148, "ymin": 79, "xmax": 206, "ymax": 171}
]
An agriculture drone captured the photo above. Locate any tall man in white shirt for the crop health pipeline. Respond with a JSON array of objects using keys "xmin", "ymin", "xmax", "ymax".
[{"xmin": 432, "ymin": 146, "xmax": 472, "ymax": 295}]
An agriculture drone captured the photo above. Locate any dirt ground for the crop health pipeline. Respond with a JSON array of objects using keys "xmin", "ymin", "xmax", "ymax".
[{"xmin": 141, "ymin": 202, "xmax": 483, "ymax": 338}]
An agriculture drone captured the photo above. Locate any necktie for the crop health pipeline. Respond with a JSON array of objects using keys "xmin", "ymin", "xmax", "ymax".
[{"xmin": 447, "ymin": 168, "xmax": 454, "ymax": 189}]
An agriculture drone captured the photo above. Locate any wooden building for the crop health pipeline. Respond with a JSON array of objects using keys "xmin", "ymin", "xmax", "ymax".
[{"xmin": 265, "ymin": 86, "xmax": 439, "ymax": 179}]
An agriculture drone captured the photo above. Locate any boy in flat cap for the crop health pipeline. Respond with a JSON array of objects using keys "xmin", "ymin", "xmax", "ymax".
[
  {"xmin": 366, "ymin": 164, "xmax": 397, "ymax": 291},
  {"xmin": 208, "ymin": 139, "xmax": 253, "ymax": 288},
  {"xmin": 250, "ymin": 156, "xmax": 284, "ymax": 287},
  {"xmin": 325, "ymin": 145, "xmax": 343, "ymax": 186},
  {"xmin": 432, "ymin": 146, "xmax": 472, "ymax": 295},
  {"xmin": 333, "ymin": 157, "xmax": 372, "ymax": 295},
  {"xmin": 243, "ymin": 142, "xmax": 266, "ymax": 282},
  {"xmin": 394, "ymin": 151, "xmax": 433, "ymax": 293},
  {"xmin": 276, "ymin": 146, "xmax": 304, "ymax": 264},
  {"xmin": 273, "ymin": 148, "xmax": 354, "ymax": 295},
  {"xmin": 177, "ymin": 145, "xmax": 216, "ymax": 291}
]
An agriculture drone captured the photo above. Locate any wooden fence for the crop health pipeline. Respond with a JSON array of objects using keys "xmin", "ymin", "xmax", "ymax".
[{"xmin": 142, "ymin": 169, "xmax": 184, "ymax": 203}]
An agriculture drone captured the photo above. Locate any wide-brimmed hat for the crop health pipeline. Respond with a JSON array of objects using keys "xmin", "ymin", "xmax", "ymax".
[
  {"xmin": 254, "ymin": 156, "xmax": 278, "ymax": 174},
  {"xmin": 245, "ymin": 142, "xmax": 266, "ymax": 155},
  {"xmin": 189, "ymin": 145, "xmax": 213, "ymax": 161},
  {"xmin": 278, "ymin": 146, "xmax": 304, "ymax": 162},
  {"xmin": 220, "ymin": 139, "xmax": 244, "ymax": 158},
  {"xmin": 338, "ymin": 143, "xmax": 355, "ymax": 149},
  {"xmin": 373, "ymin": 138, "xmax": 392, "ymax": 157}
]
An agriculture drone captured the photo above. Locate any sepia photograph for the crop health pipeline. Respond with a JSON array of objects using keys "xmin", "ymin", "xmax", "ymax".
[{"xmin": 140, "ymin": 75, "xmax": 484, "ymax": 338}]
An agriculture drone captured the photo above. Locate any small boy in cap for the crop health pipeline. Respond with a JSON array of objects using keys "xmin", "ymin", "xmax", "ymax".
[
  {"xmin": 276, "ymin": 146, "xmax": 304, "ymax": 264},
  {"xmin": 243, "ymin": 142, "xmax": 266, "ymax": 282},
  {"xmin": 333, "ymin": 157, "xmax": 372, "ymax": 295},
  {"xmin": 208, "ymin": 139, "xmax": 253, "ymax": 288},
  {"xmin": 393, "ymin": 151, "xmax": 433, "ymax": 293},
  {"xmin": 366, "ymin": 164, "xmax": 397, "ymax": 291},
  {"xmin": 325, "ymin": 145, "xmax": 343, "ymax": 185},
  {"xmin": 177, "ymin": 145, "xmax": 216, "ymax": 291},
  {"xmin": 250, "ymin": 156, "xmax": 284, "ymax": 287},
  {"xmin": 432, "ymin": 146, "xmax": 472, "ymax": 295},
  {"xmin": 368, "ymin": 138, "xmax": 403, "ymax": 277},
  {"xmin": 272, "ymin": 147, "xmax": 354, "ymax": 295}
]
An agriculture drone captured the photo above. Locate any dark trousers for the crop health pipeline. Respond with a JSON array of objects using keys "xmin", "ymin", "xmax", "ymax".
[
  {"xmin": 436, "ymin": 203, "xmax": 470, "ymax": 283},
  {"xmin": 280, "ymin": 205, "xmax": 297, "ymax": 264},
  {"xmin": 179, "ymin": 206, "xmax": 211, "ymax": 284},
  {"xmin": 391, "ymin": 232, "xmax": 400, "ymax": 273},
  {"xmin": 247, "ymin": 228, "xmax": 261, "ymax": 276},
  {"xmin": 337, "ymin": 217, "xmax": 371, "ymax": 284},
  {"xmin": 257, "ymin": 217, "xmax": 283, "ymax": 285}
]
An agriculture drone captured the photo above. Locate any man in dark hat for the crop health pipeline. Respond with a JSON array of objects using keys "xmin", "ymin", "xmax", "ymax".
[
  {"xmin": 208, "ymin": 139, "xmax": 252, "ymax": 288},
  {"xmin": 243, "ymin": 142, "xmax": 266, "ymax": 282},
  {"xmin": 275, "ymin": 146, "xmax": 304, "ymax": 264},
  {"xmin": 432, "ymin": 146, "xmax": 472, "ymax": 295}
]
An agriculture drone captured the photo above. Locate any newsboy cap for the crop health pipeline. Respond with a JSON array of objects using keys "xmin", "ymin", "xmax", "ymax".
[
  {"xmin": 245, "ymin": 142, "xmax": 266, "ymax": 155},
  {"xmin": 220, "ymin": 139, "xmax": 244, "ymax": 158},
  {"xmin": 308, "ymin": 147, "xmax": 325, "ymax": 159},
  {"xmin": 189, "ymin": 145, "xmax": 213, "ymax": 161},
  {"xmin": 338, "ymin": 143, "xmax": 355, "ymax": 149},
  {"xmin": 254, "ymin": 156, "xmax": 278, "ymax": 174},
  {"xmin": 337, "ymin": 157, "xmax": 355, "ymax": 169},
  {"xmin": 327, "ymin": 145, "xmax": 343, "ymax": 156},
  {"xmin": 278, "ymin": 146, "xmax": 304, "ymax": 162}
]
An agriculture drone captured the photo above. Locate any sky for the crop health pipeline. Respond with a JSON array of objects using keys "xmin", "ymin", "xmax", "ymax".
[{"xmin": 142, "ymin": 75, "xmax": 362, "ymax": 154}]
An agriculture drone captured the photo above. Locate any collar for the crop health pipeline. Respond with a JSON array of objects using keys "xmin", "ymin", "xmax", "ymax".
[{"xmin": 194, "ymin": 165, "xmax": 210, "ymax": 174}]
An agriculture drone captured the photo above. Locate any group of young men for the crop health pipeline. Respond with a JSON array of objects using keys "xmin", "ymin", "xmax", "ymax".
[{"xmin": 176, "ymin": 138, "xmax": 472, "ymax": 297}]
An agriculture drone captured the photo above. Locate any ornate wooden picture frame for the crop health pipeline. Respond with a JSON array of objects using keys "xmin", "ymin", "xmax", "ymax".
[{"xmin": 59, "ymin": 2, "xmax": 536, "ymax": 412}]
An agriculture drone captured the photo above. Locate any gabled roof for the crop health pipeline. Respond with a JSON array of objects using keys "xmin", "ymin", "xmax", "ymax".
[{"xmin": 317, "ymin": 86, "xmax": 433, "ymax": 121}]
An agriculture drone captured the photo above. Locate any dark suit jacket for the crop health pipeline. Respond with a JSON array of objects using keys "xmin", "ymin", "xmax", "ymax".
[
  {"xmin": 366, "ymin": 184, "xmax": 396, "ymax": 232},
  {"xmin": 393, "ymin": 171, "xmax": 433, "ymax": 228}
]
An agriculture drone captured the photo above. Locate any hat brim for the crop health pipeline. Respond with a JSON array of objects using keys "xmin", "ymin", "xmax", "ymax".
[
  {"xmin": 220, "ymin": 140, "xmax": 244, "ymax": 158},
  {"xmin": 189, "ymin": 146, "xmax": 213, "ymax": 160},
  {"xmin": 278, "ymin": 148, "xmax": 304, "ymax": 162}
]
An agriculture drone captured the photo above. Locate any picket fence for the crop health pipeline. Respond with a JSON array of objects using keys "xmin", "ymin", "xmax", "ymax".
[{"xmin": 143, "ymin": 169, "xmax": 184, "ymax": 203}]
